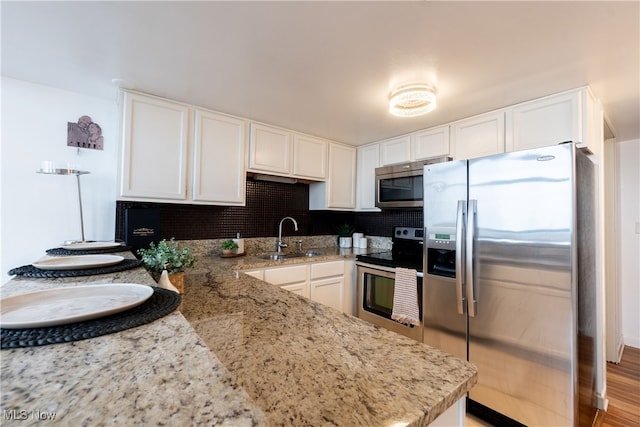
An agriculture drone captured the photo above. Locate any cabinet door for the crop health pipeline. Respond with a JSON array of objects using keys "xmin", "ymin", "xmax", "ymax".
[
  {"xmin": 451, "ymin": 111, "xmax": 505, "ymax": 160},
  {"xmin": 243, "ymin": 269, "xmax": 264, "ymax": 280},
  {"xmin": 310, "ymin": 261, "xmax": 344, "ymax": 312},
  {"xmin": 264, "ymin": 264, "xmax": 309, "ymax": 298},
  {"xmin": 506, "ymin": 91, "xmax": 581, "ymax": 152},
  {"xmin": 343, "ymin": 260, "xmax": 356, "ymax": 315},
  {"xmin": 293, "ymin": 134, "xmax": 327, "ymax": 180},
  {"xmin": 192, "ymin": 110, "xmax": 246, "ymax": 205},
  {"xmin": 411, "ymin": 125, "xmax": 450, "ymax": 160},
  {"xmin": 248, "ymin": 123, "xmax": 291, "ymax": 174},
  {"xmin": 264, "ymin": 264, "xmax": 308, "ymax": 285},
  {"xmin": 120, "ymin": 92, "xmax": 189, "ymax": 200},
  {"xmin": 327, "ymin": 143, "xmax": 357, "ymax": 209},
  {"xmin": 310, "ymin": 277, "xmax": 343, "ymax": 311},
  {"xmin": 281, "ymin": 283, "xmax": 310, "ymax": 299},
  {"xmin": 380, "ymin": 135, "xmax": 411, "ymax": 166},
  {"xmin": 356, "ymin": 143, "xmax": 380, "ymax": 211},
  {"xmin": 310, "ymin": 260, "xmax": 344, "ymax": 279}
]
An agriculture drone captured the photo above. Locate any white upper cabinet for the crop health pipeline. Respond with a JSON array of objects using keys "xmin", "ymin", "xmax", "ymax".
[
  {"xmin": 248, "ymin": 123, "xmax": 291, "ymax": 174},
  {"xmin": 119, "ymin": 91, "xmax": 247, "ymax": 206},
  {"xmin": 380, "ymin": 135, "xmax": 411, "ymax": 166},
  {"xmin": 309, "ymin": 143, "xmax": 356, "ymax": 210},
  {"xmin": 356, "ymin": 143, "xmax": 380, "ymax": 211},
  {"xmin": 192, "ymin": 110, "xmax": 246, "ymax": 205},
  {"xmin": 120, "ymin": 92, "xmax": 190, "ymax": 200},
  {"xmin": 248, "ymin": 122, "xmax": 328, "ymax": 180},
  {"xmin": 506, "ymin": 90, "xmax": 582, "ymax": 153},
  {"xmin": 411, "ymin": 125, "xmax": 450, "ymax": 160},
  {"xmin": 451, "ymin": 111, "xmax": 505, "ymax": 160},
  {"xmin": 326, "ymin": 143, "xmax": 356, "ymax": 209},
  {"xmin": 293, "ymin": 134, "xmax": 327, "ymax": 180}
]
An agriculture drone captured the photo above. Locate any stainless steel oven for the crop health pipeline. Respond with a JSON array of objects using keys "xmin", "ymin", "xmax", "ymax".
[
  {"xmin": 355, "ymin": 226, "xmax": 425, "ymax": 342},
  {"xmin": 356, "ymin": 262, "xmax": 423, "ymax": 341}
]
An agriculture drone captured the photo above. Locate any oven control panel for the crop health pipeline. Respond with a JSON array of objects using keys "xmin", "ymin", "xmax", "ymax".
[{"xmin": 393, "ymin": 227, "xmax": 423, "ymax": 241}]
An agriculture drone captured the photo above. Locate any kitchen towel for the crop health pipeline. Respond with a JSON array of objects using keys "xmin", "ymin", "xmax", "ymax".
[{"xmin": 391, "ymin": 267, "xmax": 420, "ymax": 327}]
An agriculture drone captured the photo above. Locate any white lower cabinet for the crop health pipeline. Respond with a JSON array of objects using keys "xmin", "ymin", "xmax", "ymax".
[
  {"xmin": 310, "ymin": 261, "xmax": 344, "ymax": 312},
  {"xmin": 243, "ymin": 269, "xmax": 263, "ymax": 280},
  {"xmin": 244, "ymin": 260, "xmax": 347, "ymax": 312},
  {"xmin": 342, "ymin": 260, "xmax": 356, "ymax": 316},
  {"xmin": 264, "ymin": 264, "xmax": 309, "ymax": 298},
  {"xmin": 429, "ymin": 398, "xmax": 464, "ymax": 427}
]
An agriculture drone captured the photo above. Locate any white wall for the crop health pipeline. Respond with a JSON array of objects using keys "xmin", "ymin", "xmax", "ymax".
[
  {"xmin": 1, "ymin": 78, "xmax": 119, "ymax": 283},
  {"xmin": 617, "ymin": 139, "xmax": 640, "ymax": 348}
]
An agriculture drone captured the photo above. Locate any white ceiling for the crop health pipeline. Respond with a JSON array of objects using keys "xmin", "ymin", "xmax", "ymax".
[{"xmin": 2, "ymin": 1, "xmax": 639, "ymax": 145}]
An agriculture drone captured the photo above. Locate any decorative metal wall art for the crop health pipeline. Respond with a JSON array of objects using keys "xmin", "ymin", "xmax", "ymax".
[{"xmin": 67, "ymin": 115, "xmax": 104, "ymax": 150}]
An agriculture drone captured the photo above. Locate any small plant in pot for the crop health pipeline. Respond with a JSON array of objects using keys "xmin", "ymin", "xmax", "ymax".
[
  {"xmin": 137, "ymin": 238, "xmax": 196, "ymax": 293},
  {"xmin": 220, "ymin": 239, "xmax": 239, "ymax": 256},
  {"xmin": 336, "ymin": 223, "xmax": 355, "ymax": 248}
]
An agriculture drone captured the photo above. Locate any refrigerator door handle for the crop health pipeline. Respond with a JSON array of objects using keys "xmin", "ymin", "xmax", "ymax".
[
  {"xmin": 455, "ymin": 200, "xmax": 467, "ymax": 315},
  {"xmin": 466, "ymin": 199, "xmax": 478, "ymax": 317}
]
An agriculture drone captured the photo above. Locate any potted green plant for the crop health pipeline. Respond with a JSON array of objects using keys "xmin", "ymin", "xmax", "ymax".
[
  {"xmin": 220, "ymin": 239, "xmax": 239, "ymax": 256},
  {"xmin": 336, "ymin": 223, "xmax": 355, "ymax": 248},
  {"xmin": 138, "ymin": 238, "xmax": 196, "ymax": 293}
]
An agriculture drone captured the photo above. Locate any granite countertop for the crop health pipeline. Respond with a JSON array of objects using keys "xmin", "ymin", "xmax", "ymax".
[
  {"xmin": 1, "ymin": 247, "xmax": 477, "ymax": 426},
  {"xmin": 182, "ymin": 248, "xmax": 477, "ymax": 426},
  {"xmin": 0, "ymin": 251, "xmax": 266, "ymax": 426}
]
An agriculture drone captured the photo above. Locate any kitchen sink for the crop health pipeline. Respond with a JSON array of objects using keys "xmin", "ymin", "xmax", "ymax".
[
  {"xmin": 303, "ymin": 251, "xmax": 324, "ymax": 257},
  {"xmin": 259, "ymin": 251, "xmax": 324, "ymax": 260}
]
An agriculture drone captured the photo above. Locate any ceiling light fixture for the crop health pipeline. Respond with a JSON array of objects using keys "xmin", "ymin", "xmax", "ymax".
[{"xmin": 388, "ymin": 84, "xmax": 437, "ymax": 117}]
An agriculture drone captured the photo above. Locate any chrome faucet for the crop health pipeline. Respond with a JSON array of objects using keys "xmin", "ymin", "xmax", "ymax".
[{"xmin": 276, "ymin": 216, "xmax": 298, "ymax": 253}]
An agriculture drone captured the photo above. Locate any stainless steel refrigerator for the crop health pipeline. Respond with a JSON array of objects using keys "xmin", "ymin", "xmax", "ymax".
[{"xmin": 423, "ymin": 143, "xmax": 598, "ymax": 426}]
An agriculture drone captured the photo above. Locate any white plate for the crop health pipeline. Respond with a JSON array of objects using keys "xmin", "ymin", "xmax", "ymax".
[
  {"xmin": 32, "ymin": 255, "xmax": 124, "ymax": 270},
  {"xmin": 0, "ymin": 284, "xmax": 154, "ymax": 329},
  {"xmin": 61, "ymin": 241, "xmax": 123, "ymax": 251}
]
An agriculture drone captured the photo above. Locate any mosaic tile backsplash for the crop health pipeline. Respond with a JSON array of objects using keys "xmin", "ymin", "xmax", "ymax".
[{"xmin": 115, "ymin": 180, "xmax": 423, "ymax": 242}]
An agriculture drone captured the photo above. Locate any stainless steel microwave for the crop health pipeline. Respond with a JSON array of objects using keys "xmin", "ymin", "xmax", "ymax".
[{"xmin": 375, "ymin": 156, "xmax": 450, "ymax": 209}]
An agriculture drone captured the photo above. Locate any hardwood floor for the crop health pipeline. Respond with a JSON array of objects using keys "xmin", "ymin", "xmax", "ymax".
[{"xmin": 598, "ymin": 345, "xmax": 640, "ymax": 427}]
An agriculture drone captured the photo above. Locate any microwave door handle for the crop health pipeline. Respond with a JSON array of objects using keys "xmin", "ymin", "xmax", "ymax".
[
  {"xmin": 466, "ymin": 199, "xmax": 478, "ymax": 317},
  {"xmin": 455, "ymin": 200, "xmax": 466, "ymax": 315}
]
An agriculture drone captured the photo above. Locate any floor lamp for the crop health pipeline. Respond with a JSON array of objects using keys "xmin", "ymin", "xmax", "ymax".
[{"xmin": 38, "ymin": 163, "xmax": 90, "ymax": 243}]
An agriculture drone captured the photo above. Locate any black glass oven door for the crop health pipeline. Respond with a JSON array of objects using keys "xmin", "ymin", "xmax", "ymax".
[{"xmin": 363, "ymin": 271, "xmax": 396, "ymax": 318}]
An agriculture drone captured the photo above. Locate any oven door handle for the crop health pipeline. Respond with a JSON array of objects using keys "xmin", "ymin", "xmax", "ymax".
[{"xmin": 355, "ymin": 262, "xmax": 423, "ymax": 278}]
